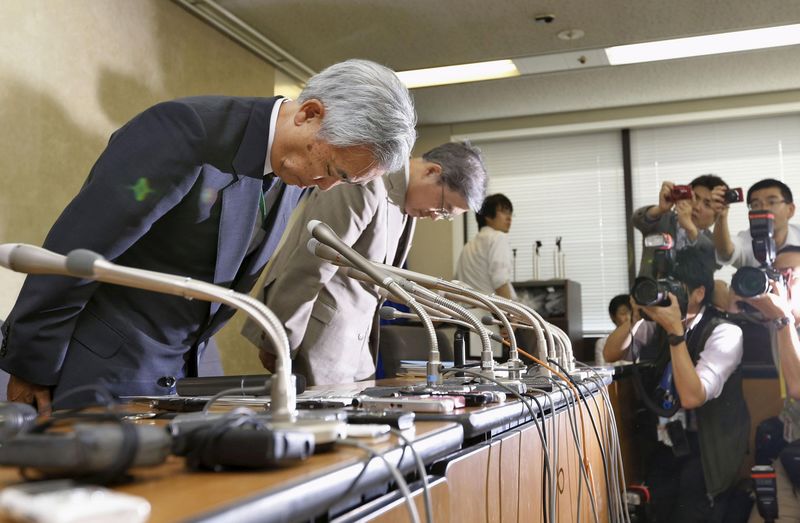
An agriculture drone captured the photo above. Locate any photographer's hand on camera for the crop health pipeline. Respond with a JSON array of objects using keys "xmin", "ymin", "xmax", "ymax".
[
  {"xmin": 675, "ymin": 199, "xmax": 698, "ymax": 241},
  {"xmin": 644, "ymin": 181, "xmax": 676, "ymax": 222},
  {"xmin": 642, "ymin": 292, "xmax": 684, "ymax": 338},
  {"xmin": 710, "ymin": 185, "xmax": 729, "ymax": 216},
  {"xmin": 739, "ymin": 280, "xmax": 794, "ymax": 324}
]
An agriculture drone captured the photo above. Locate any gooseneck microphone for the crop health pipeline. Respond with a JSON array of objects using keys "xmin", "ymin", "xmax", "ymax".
[
  {"xmin": 0, "ymin": 244, "xmax": 297, "ymax": 421},
  {"xmin": 0, "ymin": 243, "xmax": 68, "ymax": 274},
  {"xmin": 381, "ymin": 306, "xmax": 506, "ymax": 344},
  {"xmin": 308, "ymin": 238, "xmax": 495, "ymax": 359},
  {"xmin": 306, "ymin": 221, "xmax": 444, "ymax": 387}
]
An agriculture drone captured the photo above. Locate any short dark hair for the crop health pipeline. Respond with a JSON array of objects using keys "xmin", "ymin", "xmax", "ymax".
[
  {"xmin": 690, "ymin": 174, "xmax": 727, "ymax": 191},
  {"xmin": 747, "ymin": 178, "xmax": 794, "ymax": 205},
  {"xmin": 673, "ymin": 246, "xmax": 715, "ymax": 305},
  {"xmin": 608, "ymin": 294, "xmax": 631, "ymax": 319},
  {"xmin": 476, "ymin": 194, "xmax": 513, "ymax": 228}
]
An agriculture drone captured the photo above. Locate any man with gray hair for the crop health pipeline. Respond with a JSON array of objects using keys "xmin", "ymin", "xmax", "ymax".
[
  {"xmin": 0, "ymin": 59, "xmax": 416, "ymax": 412},
  {"xmin": 243, "ymin": 142, "xmax": 487, "ymax": 385}
]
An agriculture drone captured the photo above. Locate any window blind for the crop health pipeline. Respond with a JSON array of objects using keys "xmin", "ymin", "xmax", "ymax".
[
  {"xmin": 467, "ymin": 132, "xmax": 627, "ymax": 335},
  {"xmin": 631, "ymin": 114, "xmax": 800, "ymax": 285}
]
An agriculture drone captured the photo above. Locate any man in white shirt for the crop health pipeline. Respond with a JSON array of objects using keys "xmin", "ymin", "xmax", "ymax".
[
  {"xmin": 714, "ymin": 178, "xmax": 799, "ymax": 268},
  {"xmin": 455, "ymin": 194, "xmax": 515, "ymax": 356},
  {"xmin": 455, "ymin": 194, "xmax": 516, "ymax": 299},
  {"xmin": 604, "ymin": 246, "xmax": 748, "ymax": 522}
]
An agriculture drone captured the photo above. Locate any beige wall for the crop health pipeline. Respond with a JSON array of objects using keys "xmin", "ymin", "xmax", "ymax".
[{"xmin": 0, "ymin": 0, "xmax": 277, "ymax": 375}]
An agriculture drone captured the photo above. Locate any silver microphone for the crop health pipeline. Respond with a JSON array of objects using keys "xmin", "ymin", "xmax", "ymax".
[
  {"xmin": 0, "ymin": 243, "xmax": 69, "ymax": 275},
  {"xmin": 0, "ymin": 244, "xmax": 296, "ymax": 421},
  {"xmin": 306, "ymin": 221, "xmax": 444, "ymax": 387},
  {"xmin": 383, "ymin": 306, "xmax": 505, "ymax": 343}
]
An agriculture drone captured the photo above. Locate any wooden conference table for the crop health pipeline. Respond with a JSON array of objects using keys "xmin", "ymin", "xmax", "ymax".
[{"xmin": 0, "ymin": 375, "xmax": 616, "ymax": 523}]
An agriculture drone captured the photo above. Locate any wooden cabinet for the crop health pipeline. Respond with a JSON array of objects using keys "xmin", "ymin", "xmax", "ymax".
[{"xmin": 512, "ymin": 279, "xmax": 583, "ymax": 357}]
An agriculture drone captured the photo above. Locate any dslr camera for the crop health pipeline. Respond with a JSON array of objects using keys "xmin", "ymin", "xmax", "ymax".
[
  {"xmin": 631, "ymin": 233, "xmax": 689, "ymax": 312},
  {"xmin": 731, "ymin": 211, "xmax": 786, "ymax": 298}
]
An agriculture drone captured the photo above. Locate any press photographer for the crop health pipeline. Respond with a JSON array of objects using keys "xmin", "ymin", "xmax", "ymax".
[
  {"xmin": 604, "ymin": 246, "xmax": 749, "ymax": 522},
  {"xmin": 715, "ymin": 178, "xmax": 799, "ymax": 269},
  {"xmin": 633, "ymin": 175, "xmax": 734, "ymax": 278}
]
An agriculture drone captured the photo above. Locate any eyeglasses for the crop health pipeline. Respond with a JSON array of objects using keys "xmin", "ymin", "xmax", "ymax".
[
  {"xmin": 431, "ymin": 184, "xmax": 454, "ymax": 221},
  {"xmin": 748, "ymin": 198, "xmax": 787, "ymax": 211}
]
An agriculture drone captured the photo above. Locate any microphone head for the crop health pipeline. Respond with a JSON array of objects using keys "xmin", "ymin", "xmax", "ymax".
[
  {"xmin": 481, "ymin": 315, "xmax": 496, "ymax": 326},
  {"xmin": 306, "ymin": 238, "xmax": 321, "ymax": 256},
  {"xmin": 0, "ymin": 244, "xmax": 18, "ymax": 269},
  {"xmin": 306, "ymin": 219, "xmax": 322, "ymax": 234},
  {"xmin": 379, "ymin": 306, "xmax": 398, "ymax": 320}
]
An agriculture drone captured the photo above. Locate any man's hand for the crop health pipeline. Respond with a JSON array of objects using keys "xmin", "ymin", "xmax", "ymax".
[
  {"xmin": 657, "ymin": 181, "xmax": 675, "ymax": 213},
  {"xmin": 642, "ymin": 292, "xmax": 684, "ymax": 335},
  {"xmin": 258, "ymin": 350, "xmax": 277, "ymax": 373},
  {"xmin": 741, "ymin": 280, "xmax": 794, "ymax": 322},
  {"xmin": 710, "ymin": 185, "xmax": 729, "ymax": 217},
  {"xmin": 7, "ymin": 375, "xmax": 51, "ymax": 416},
  {"xmin": 675, "ymin": 199, "xmax": 697, "ymax": 239}
]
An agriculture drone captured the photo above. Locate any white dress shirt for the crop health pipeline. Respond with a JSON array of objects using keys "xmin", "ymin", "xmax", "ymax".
[
  {"xmin": 455, "ymin": 226, "xmax": 517, "ymax": 298},
  {"xmin": 718, "ymin": 222, "xmax": 800, "ymax": 268},
  {"xmin": 630, "ymin": 306, "xmax": 743, "ymax": 402}
]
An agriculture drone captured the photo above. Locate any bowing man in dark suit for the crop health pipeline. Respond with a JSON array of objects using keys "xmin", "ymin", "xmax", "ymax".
[{"xmin": 0, "ymin": 59, "xmax": 417, "ymax": 413}]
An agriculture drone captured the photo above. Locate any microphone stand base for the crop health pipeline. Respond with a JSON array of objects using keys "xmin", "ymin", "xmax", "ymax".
[{"xmin": 270, "ymin": 414, "xmax": 347, "ymax": 446}]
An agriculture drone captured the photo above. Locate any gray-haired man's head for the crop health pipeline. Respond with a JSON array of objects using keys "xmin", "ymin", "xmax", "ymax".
[
  {"xmin": 423, "ymin": 141, "xmax": 488, "ymax": 212},
  {"xmin": 404, "ymin": 141, "xmax": 488, "ymax": 220},
  {"xmin": 299, "ymin": 59, "xmax": 417, "ymax": 174}
]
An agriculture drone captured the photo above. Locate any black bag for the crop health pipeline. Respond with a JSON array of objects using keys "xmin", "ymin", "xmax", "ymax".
[{"xmin": 756, "ymin": 416, "xmax": 787, "ymax": 465}]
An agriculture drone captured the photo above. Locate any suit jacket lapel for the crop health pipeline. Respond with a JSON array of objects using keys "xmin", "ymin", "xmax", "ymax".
[
  {"xmin": 209, "ymin": 98, "xmax": 277, "ymax": 321},
  {"xmin": 212, "ymin": 98, "xmax": 277, "ymax": 289},
  {"xmin": 383, "ymin": 167, "xmax": 412, "ymax": 266},
  {"xmin": 235, "ymin": 183, "xmax": 304, "ymax": 294}
]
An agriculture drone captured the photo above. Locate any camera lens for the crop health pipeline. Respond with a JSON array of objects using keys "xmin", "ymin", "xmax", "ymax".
[
  {"xmin": 731, "ymin": 266, "xmax": 770, "ymax": 298},
  {"xmin": 632, "ymin": 278, "xmax": 662, "ymax": 306},
  {"xmin": 724, "ymin": 188, "xmax": 744, "ymax": 204}
]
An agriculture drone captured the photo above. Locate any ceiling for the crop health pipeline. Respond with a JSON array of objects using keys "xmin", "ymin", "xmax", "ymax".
[{"xmin": 209, "ymin": 0, "xmax": 800, "ymax": 125}]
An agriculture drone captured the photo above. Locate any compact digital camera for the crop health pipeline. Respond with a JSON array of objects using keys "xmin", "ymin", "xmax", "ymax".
[{"xmin": 667, "ymin": 185, "xmax": 693, "ymax": 202}]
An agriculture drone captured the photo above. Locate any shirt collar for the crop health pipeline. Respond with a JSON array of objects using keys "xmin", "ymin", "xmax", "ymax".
[
  {"xmin": 686, "ymin": 305, "xmax": 706, "ymax": 331},
  {"xmin": 264, "ymin": 98, "xmax": 288, "ymax": 177}
]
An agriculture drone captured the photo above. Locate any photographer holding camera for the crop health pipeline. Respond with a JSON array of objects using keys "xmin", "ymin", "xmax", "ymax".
[
  {"xmin": 715, "ymin": 178, "xmax": 799, "ymax": 269},
  {"xmin": 633, "ymin": 175, "xmax": 730, "ymax": 277},
  {"xmin": 734, "ymin": 245, "xmax": 800, "ymax": 521},
  {"xmin": 605, "ymin": 246, "xmax": 748, "ymax": 522}
]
